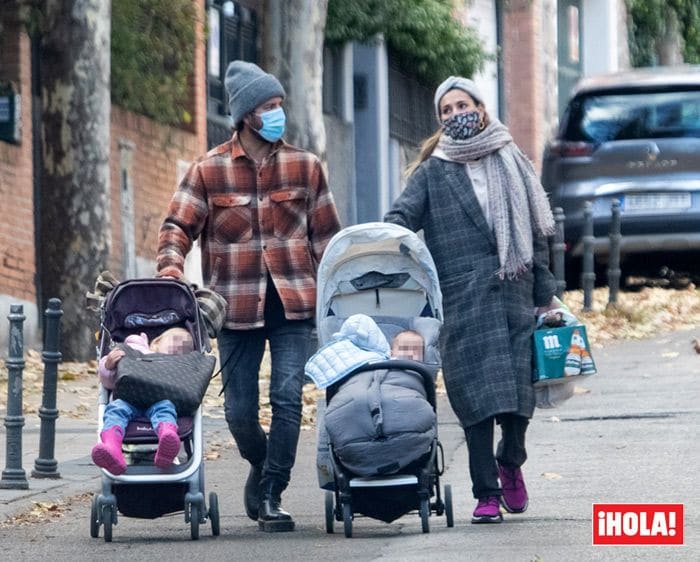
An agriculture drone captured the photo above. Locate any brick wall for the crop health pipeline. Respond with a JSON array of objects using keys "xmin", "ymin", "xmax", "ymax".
[
  {"xmin": 109, "ymin": 0, "xmax": 206, "ymax": 279},
  {"xmin": 0, "ymin": 11, "xmax": 36, "ymax": 304},
  {"xmin": 109, "ymin": 106, "xmax": 204, "ymax": 278},
  {"xmin": 502, "ymin": 0, "xmax": 545, "ymax": 171},
  {"xmin": 0, "ymin": 0, "xmax": 207, "ymax": 304}
]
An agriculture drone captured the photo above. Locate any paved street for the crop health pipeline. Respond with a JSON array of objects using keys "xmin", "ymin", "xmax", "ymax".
[{"xmin": 1, "ymin": 328, "xmax": 699, "ymax": 561}]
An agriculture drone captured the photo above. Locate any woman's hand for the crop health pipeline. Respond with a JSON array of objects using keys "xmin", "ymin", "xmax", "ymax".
[
  {"xmin": 104, "ymin": 348, "xmax": 126, "ymax": 371},
  {"xmin": 535, "ymin": 298, "xmax": 560, "ymax": 317}
]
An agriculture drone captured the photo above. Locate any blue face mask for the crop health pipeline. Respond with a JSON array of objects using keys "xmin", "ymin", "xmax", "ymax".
[{"xmin": 256, "ymin": 107, "xmax": 286, "ymax": 142}]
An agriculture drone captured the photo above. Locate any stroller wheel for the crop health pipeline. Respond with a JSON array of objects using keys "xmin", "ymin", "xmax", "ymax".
[
  {"xmin": 419, "ymin": 499, "xmax": 430, "ymax": 534},
  {"xmin": 324, "ymin": 491, "xmax": 334, "ymax": 534},
  {"xmin": 444, "ymin": 484, "xmax": 454, "ymax": 528},
  {"xmin": 102, "ymin": 506, "xmax": 114, "ymax": 543},
  {"xmin": 209, "ymin": 492, "xmax": 220, "ymax": 536},
  {"xmin": 190, "ymin": 504, "xmax": 200, "ymax": 540},
  {"xmin": 90, "ymin": 496, "xmax": 99, "ymax": 538},
  {"xmin": 342, "ymin": 502, "xmax": 353, "ymax": 538}
]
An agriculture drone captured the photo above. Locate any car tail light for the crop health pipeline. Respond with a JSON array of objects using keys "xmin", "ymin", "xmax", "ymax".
[{"xmin": 548, "ymin": 141, "xmax": 595, "ymax": 157}]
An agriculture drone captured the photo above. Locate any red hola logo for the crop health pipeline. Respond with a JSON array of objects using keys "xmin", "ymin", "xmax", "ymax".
[{"xmin": 593, "ymin": 504, "xmax": 684, "ymax": 545}]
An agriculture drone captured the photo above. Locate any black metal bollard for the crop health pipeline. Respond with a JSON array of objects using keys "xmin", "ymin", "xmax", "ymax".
[
  {"xmin": 607, "ymin": 199, "xmax": 622, "ymax": 307},
  {"xmin": 0, "ymin": 304, "xmax": 29, "ymax": 489},
  {"xmin": 581, "ymin": 201, "xmax": 595, "ymax": 312},
  {"xmin": 552, "ymin": 207, "xmax": 566, "ymax": 298},
  {"xmin": 32, "ymin": 298, "xmax": 63, "ymax": 479}
]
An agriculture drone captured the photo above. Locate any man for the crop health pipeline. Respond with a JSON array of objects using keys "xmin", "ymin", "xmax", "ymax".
[{"xmin": 157, "ymin": 60, "xmax": 341, "ymax": 532}]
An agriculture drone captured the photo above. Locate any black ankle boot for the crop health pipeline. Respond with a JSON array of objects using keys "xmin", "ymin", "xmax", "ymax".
[
  {"xmin": 244, "ymin": 463, "xmax": 263, "ymax": 521},
  {"xmin": 258, "ymin": 481, "xmax": 294, "ymax": 532}
]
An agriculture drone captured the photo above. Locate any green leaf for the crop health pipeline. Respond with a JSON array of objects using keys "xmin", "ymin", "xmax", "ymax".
[
  {"xmin": 112, "ymin": 0, "xmax": 197, "ymax": 126},
  {"xmin": 326, "ymin": 0, "xmax": 490, "ymax": 86}
]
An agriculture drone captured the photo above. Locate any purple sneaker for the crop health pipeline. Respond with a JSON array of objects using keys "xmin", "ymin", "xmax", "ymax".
[
  {"xmin": 471, "ymin": 496, "xmax": 503, "ymax": 524},
  {"xmin": 498, "ymin": 463, "xmax": 528, "ymax": 513}
]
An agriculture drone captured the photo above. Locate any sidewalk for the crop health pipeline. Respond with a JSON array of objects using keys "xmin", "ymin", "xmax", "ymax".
[{"xmin": 0, "ymin": 415, "xmax": 101, "ymax": 521}]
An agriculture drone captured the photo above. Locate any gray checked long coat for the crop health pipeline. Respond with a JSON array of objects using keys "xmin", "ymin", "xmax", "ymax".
[{"xmin": 384, "ymin": 157, "xmax": 556, "ymax": 427}]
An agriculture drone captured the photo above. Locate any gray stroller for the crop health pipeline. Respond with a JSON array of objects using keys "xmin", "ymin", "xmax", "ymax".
[
  {"xmin": 314, "ymin": 222, "xmax": 454, "ymax": 537},
  {"xmin": 89, "ymin": 278, "xmax": 219, "ymax": 541}
]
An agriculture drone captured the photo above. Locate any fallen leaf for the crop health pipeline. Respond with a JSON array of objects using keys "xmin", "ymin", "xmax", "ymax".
[
  {"xmin": 542, "ymin": 472, "xmax": 563, "ymax": 480},
  {"xmin": 33, "ymin": 502, "xmax": 59, "ymax": 512}
]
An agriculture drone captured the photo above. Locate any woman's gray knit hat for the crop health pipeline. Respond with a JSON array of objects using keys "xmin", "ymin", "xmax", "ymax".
[
  {"xmin": 225, "ymin": 60, "xmax": 286, "ymax": 125},
  {"xmin": 434, "ymin": 76, "xmax": 484, "ymax": 123}
]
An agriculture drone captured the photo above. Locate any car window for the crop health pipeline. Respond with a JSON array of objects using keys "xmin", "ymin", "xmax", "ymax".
[{"xmin": 563, "ymin": 90, "xmax": 700, "ymax": 143}]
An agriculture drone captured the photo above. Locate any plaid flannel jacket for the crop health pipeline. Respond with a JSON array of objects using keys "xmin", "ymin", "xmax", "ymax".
[{"xmin": 157, "ymin": 134, "xmax": 341, "ymax": 329}]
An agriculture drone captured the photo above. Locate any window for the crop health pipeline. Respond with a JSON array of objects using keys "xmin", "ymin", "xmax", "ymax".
[
  {"xmin": 388, "ymin": 53, "xmax": 435, "ymax": 147},
  {"xmin": 565, "ymin": 89, "xmax": 700, "ymax": 143},
  {"xmin": 206, "ymin": 0, "xmax": 258, "ymax": 148}
]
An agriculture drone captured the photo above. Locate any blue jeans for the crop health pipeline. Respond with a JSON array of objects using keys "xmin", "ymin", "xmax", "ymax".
[
  {"xmin": 103, "ymin": 399, "xmax": 177, "ymax": 433},
  {"xmin": 218, "ymin": 320, "xmax": 313, "ymax": 489}
]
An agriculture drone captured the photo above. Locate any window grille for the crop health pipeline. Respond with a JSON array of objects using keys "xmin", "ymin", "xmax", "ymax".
[
  {"xmin": 388, "ymin": 53, "xmax": 435, "ymax": 147},
  {"xmin": 207, "ymin": 0, "xmax": 258, "ymax": 148}
]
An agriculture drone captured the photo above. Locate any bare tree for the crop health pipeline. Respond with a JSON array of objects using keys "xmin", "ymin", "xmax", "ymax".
[
  {"xmin": 39, "ymin": 0, "xmax": 111, "ymax": 360},
  {"xmin": 262, "ymin": 0, "xmax": 328, "ymax": 162},
  {"xmin": 658, "ymin": 10, "xmax": 684, "ymax": 66}
]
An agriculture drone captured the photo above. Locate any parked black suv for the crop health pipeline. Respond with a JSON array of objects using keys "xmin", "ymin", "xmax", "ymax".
[{"xmin": 541, "ymin": 65, "xmax": 700, "ymax": 284}]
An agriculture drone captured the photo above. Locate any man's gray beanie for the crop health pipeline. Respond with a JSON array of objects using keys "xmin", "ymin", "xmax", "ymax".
[
  {"xmin": 433, "ymin": 76, "xmax": 484, "ymax": 123},
  {"xmin": 225, "ymin": 60, "xmax": 286, "ymax": 125}
]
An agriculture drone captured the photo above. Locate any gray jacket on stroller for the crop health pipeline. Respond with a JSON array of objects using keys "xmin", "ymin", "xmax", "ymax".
[
  {"xmin": 325, "ymin": 366, "xmax": 436, "ymax": 476},
  {"xmin": 307, "ymin": 314, "xmax": 436, "ymax": 477}
]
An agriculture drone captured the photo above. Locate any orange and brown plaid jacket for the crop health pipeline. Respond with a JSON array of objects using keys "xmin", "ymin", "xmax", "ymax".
[{"xmin": 157, "ymin": 134, "xmax": 341, "ymax": 329}]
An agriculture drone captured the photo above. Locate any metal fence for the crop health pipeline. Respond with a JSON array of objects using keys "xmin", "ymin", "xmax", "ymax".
[{"xmin": 551, "ymin": 200, "xmax": 622, "ymax": 311}]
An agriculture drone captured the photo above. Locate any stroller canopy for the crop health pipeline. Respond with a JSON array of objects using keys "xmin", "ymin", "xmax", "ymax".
[
  {"xmin": 100, "ymin": 278, "xmax": 207, "ymax": 352},
  {"xmin": 316, "ymin": 223, "xmax": 443, "ymax": 351}
]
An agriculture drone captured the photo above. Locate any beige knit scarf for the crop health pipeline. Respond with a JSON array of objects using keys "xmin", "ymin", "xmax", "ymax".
[{"xmin": 437, "ymin": 119, "xmax": 555, "ymax": 279}]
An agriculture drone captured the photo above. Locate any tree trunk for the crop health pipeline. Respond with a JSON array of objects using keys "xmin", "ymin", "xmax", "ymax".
[
  {"xmin": 262, "ymin": 0, "xmax": 328, "ymax": 162},
  {"xmin": 39, "ymin": 0, "xmax": 111, "ymax": 360},
  {"xmin": 657, "ymin": 10, "xmax": 684, "ymax": 66}
]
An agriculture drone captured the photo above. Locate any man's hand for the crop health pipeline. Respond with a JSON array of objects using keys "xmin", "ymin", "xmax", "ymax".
[{"xmin": 104, "ymin": 348, "xmax": 126, "ymax": 371}]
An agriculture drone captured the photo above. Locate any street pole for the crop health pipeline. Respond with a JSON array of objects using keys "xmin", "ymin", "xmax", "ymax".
[
  {"xmin": 582, "ymin": 202, "xmax": 595, "ymax": 312},
  {"xmin": 552, "ymin": 207, "xmax": 566, "ymax": 298},
  {"xmin": 1, "ymin": 304, "xmax": 29, "ymax": 489},
  {"xmin": 607, "ymin": 199, "xmax": 621, "ymax": 307},
  {"xmin": 32, "ymin": 298, "xmax": 63, "ymax": 479}
]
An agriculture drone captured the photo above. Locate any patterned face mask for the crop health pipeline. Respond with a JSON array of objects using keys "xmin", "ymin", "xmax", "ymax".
[{"xmin": 442, "ymin": 110, "xmax": 482, "ymax": 140}]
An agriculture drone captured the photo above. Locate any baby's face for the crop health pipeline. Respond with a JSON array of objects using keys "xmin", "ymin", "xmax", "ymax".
[{"xmin": 391, "ymin": 333, "xmax": 424, "ymax": 362}]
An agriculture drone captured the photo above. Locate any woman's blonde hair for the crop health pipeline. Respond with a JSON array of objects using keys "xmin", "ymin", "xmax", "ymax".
[{"xmin": 405, "ymin": 102, "xmax": 491, "ymax": 178}]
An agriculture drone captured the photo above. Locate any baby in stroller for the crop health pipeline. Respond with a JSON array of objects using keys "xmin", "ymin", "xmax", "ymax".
[
  {"xmin": 311, "ymin": 223, "xmax": 452, "ymax": 535},
  {"xmin": 306, "ymin": 314, "xmax": 436, "ymax": 478},
  {"xmin": 88, "ymin": 277, "xmax": 221, "ymax": 541},
  {"xmin": 91, "ymin": 327, "xmax": 194, "ymax": 475}
]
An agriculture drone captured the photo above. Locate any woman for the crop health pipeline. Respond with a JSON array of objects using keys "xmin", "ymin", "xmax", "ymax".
[{"xmin": 384, "ymin": 76, "xmax": 558, "ymax": 523}]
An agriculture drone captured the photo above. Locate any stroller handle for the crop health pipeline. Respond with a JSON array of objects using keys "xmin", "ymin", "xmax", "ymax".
[{"xmin": 329, "ymin": 359, "xmax": 438, "ymax": 410}]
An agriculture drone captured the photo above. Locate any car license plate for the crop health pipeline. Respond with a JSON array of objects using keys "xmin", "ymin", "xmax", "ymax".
[{"xmin": 623, "ymin": 193, "xmax": 691, "ymax": 212}]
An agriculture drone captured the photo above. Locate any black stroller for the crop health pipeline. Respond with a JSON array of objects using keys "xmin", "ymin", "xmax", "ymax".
[
  {"xmin": 89, "ymin": 278, "xmax": 220, "ymax": 541},
  {"xmin": 314, "ymin": 223, "xmax": 454, "ymax": 537}
]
